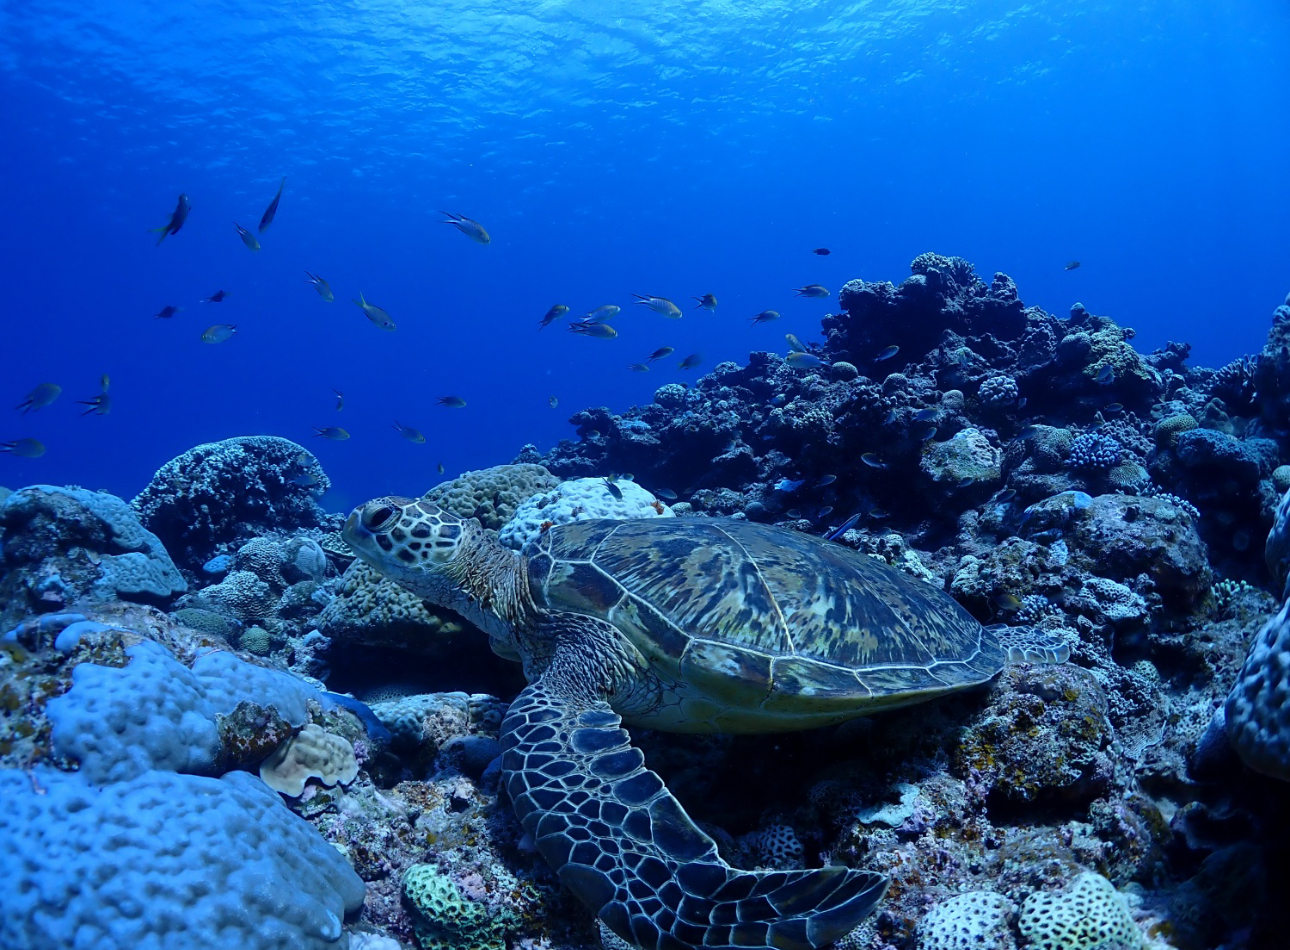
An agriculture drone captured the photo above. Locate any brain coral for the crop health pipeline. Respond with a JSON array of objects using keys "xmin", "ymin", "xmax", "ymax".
[
  {"xmin": 1017, "ymin": 872, "xmax": 1141, "ymax": 950},
  {"xmin": 1225, "ymin": 599, "xmax": 1290, "ymax": 782},
  {"xmin": 0, "ymin": 767, "xmax": 364, "ymax": 950},
  {"xmin": 402, "ymin": 863, "xmax": 519, "ymax": 950},
  {"xmin": 919, "ymin": 890, "xmax": 1015, "ymax": 950},
  {"xmin": 423, "ymin": 463, "xmax": 561, "ymax": 529},
  {"xmin": 317, "ymin": 561, "xmax": 476, "ymax": 654},
  {"xmin": 131, "ymin": 436, "xmax": 331, "ymax": 572}
]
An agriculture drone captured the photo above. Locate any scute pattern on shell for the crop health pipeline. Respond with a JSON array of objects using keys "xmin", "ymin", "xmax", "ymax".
[{"xmin": 528, "ymin": 519, "xmax": 1003, "ymax": 701}]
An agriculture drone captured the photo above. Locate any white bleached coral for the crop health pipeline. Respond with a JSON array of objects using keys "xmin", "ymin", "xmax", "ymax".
[{"xmin": 498, "ymin": 477, "xmax": 675, "ymax": 550}]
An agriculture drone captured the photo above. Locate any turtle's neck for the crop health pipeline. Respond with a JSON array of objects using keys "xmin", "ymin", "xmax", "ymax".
[{"xmin": 442, "ymin": 525, "xmax": 540, "ymax": 645}]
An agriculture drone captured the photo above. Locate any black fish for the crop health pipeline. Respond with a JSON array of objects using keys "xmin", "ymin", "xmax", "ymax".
[
  {"xmin": 151, "ymin": 193, "xmax": 190, "ymax": 246},
  {"xmin": 259, "ymin": 177, "xmax": 286, "ymax": 233},
  {"xmin": 812, "ymin": 248, "xmax": 831, "ymax": 256},
  {"xmin": 603, "ymin": 478, "xmax": 623, "ymax": 501},
  {"xmin": 202, "ymin": 290, "xmax": 228, "ymax": 303},
  {"xmin": 1064, "ymin": 261, "xmax": 1081, "ymax": 271}
]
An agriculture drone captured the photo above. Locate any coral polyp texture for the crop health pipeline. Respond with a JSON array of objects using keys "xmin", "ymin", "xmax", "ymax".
[{"xmin": 4, "ymin": 258, "xmax": 1290, "ymax": 949}]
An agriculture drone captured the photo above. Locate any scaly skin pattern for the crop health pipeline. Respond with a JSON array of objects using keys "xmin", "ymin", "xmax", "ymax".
[
  {"xmin": 501, "ymin": 613, "xmax": 887, "ymax": 950},
  {"xmin": 343, "ymin": 498, "xmax": 892, "ymax": 949}
]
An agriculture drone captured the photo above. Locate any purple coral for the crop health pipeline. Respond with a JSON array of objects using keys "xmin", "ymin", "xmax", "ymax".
[
  {"xmin": 1069, "ymin": 432, "xmax": 1123, "ymax": 470},
  {"xmin": 978, "ymin": 374, "xmax": 1020, "ymax": 407}
]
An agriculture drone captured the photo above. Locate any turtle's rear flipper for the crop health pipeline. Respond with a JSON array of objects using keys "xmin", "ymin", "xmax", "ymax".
[{"xmin": 502, "ymin": 630, "xmax": 886, "ymax": 950}]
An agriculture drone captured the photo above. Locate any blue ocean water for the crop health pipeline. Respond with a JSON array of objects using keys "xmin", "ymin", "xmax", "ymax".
[{"xmin": 2, "ymin": 0, "xmax": 1288, "ymax": 510}]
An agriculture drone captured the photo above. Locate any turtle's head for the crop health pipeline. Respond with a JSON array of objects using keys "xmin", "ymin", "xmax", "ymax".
[{"xmin": 343, "ymin": 496, "xmax": 470, "ymax": 598}]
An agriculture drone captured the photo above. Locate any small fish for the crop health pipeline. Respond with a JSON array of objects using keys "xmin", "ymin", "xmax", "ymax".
[
  {"xmin": 539, "ymin": 304, "xmax": 570, "ymax": 329},
  {"xmin": 812, "ymin": 248, "xmax": 831, "ymax": 256},
  {"xmin": 647, "ymin": 347, "xmax": 674, "ymax": 362},
  {"xmin": 678, "ymin": 353, "xmax": 702, "ymax": 371},
  {"xmin": 234, "ymin": 223, "xmax": 261, "ymax": 251},
  {"xmin": 333, "ymin": 389, "xmax": 344, "ymax": 411},
  {"xmin": 861, "ymin": 453, "xmax": 888, "ymax": 470},
  {"xmin": 392, "ymin": 421, "xmax": 426, "ymax": 443},
  {"xmin": 750, "ymin": 310, "xmax": 780, "ymax": 325},
  {"xmin": 150, "ymin": 194, "xmax": 191, "ymax": 246},
  {"xmin": 775, "ymin": 478, "xmax": 805, "ymax": 492},
  {"xmin": 785, "ymin": 509, "xmax": 802, "ymax": 520},
  {"xmin": 440, "ymin": 211, "xmax": 491, "ymax": 244},
  {"xmin": 884, "ymin": 409, "xmax": 897, "ymax": 425},
  {"xmin": 201, "ymin": 324, "xmax": 237, "ymax": 344},
  {"xmin": 259, "ymin": 176, "xmax": 286, "ymax": 233},
  {"xmin": 1103, "ymin": 402, "xmax": 1124, "ymax": 413},
  {"xmin": 603, "ymin": 478, "xmax": 623, "ymax": 501},
  {"xmin": 202, "ymin": 290, "xmax": 229, "ymax": 303},
  {"xmin": 792, "ymin": 285, "xmax": 830, "ymax": 298},
  {"xmin": 818, "ymin": 506, "xmax": 834, "ymax": 517},
  {"xmin": 313, "ymin": 426, "xmax": 350, "ymax": 440},
  {"xmin": 569, "ymin": 322, "xmax": 618, "ymax": 339},
  {"xmin": 997, "ymin": 489, "xmax": 1017, "ymax": 503},
  {"xmin": 437, "ymin": 462, "xmax": 446, "ymax": 475},
  {"xmin": 289, "ymin": 472, "xmax": 322, "ymax": 488},
  {"xmin": 957, "ymin": 476, "xmax": 976, "ymax": 488},
  {"xmin": 549, "ymin": 396, "xmax": 559, "ymax": 409},
  {"xmin": 785, "ymin": 352, "xmax": 825, "ymax": 370},
  {"xmin": 0, "ymin": 438, "xmax": 45, "ymax": 458},
  {"xmin": 353, "ymin": 292, "xmax": 396, "ymax": 331},
  {"xmin": 77, "ymin": 393, "xmax": 111, "ymax": 416},
  {"xmin": 437, "ymin": 396, "xmax": 467, "ymax": 408},
  {"xmin": 15, "ymin": 383, "xmax": 61, "ymax": 414},
  {"xmin": 914, "ymin": 408, "xmax": 939, "ymax": 422},
  {"xmin": 632, "ymin": 294, "xmax": 682, "ymax": 318},
  {"xmin": 628, "ymin": 363, "xmax": 651, "ymax": 373},
  {"xmin": 1016, "ymin": 396, "xmax": 1028, "ymax": 409},
  {"xmin": 655, "ymin": 489, "xmax": 678, "ymax": 501},
  {"xmin": 824, "ymin": 513, "xmax": 860, "ymax": 540},
  {"xmin": 99, "ymin": 374, "xmax": 110, "ymax": 392},
  {"xmin": 1065, "ymin": 261, "xmax": 1081, "ymax": 271},
  {"xmin": 305, "ymin": 272, "xmax": 334, "ymax": 302},
  {"xmin": 154, "ymin": 305, "xmax": 183, "ymax": 319},
  {"xmin": 875, "ymin": 344, "xmax": 900, "ymax": 362},
  {"xmin": 868, "ymin": 507, "xmax": 890, "ymax": 519},
  {"xmin": 1017, "ymin": 425, "xmax": 1041, "ymax": 440},
  {"xmin": 585, "ymin": 305, "xmax": 621, "ymax": 323},
  {"xmin": 994, "ymin": 593, "xmax": 1023, "ymax": 610},
  {"xmin": 817, "ymin": 474, "xmax": 837, "ymax": 487},
  {"xmin": 769, "ymin": 394, "xmax": 788, "ymax": 407},
  {"xmin": 910, "ymin": 421, "xmax": 937, "ymax": 442},
  {"xmin": 1095, "ymin": 364, "xmax": 1114, "ymax": 384},
  {"xmin": 692, "ymin": 294, "xmax": 718, "ymax": 312},
  {"xmin": 785, "ymin": 333, "xmax": 807, "ymax": 353}
]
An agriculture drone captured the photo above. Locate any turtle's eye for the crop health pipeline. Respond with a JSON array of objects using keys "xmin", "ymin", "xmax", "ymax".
[{"xmin": 363, "ymin": 503, "xmax": 401, "ymax": 532}]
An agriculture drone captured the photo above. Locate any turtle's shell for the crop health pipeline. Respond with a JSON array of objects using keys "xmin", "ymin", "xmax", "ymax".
[{"xmin": 525, "ymin": 518, "xmax": 1005, "ymax": 730}]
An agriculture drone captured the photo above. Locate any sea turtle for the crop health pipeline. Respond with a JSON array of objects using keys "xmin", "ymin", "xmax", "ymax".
[{"xmin": 342, "ymin": 498, "xmax": 1068, "ymax": 950}]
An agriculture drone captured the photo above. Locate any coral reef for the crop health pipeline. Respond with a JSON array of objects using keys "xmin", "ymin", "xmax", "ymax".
[
  {"xmin": 131, "ymin": 436, "xmax": 332, "ymax": 573},
  {"xmin": 0, "ymin": 485, "xmax": 186, "ymax": 626},
  {"xmin": 5, "ymin": 257, "xmax": 1290, "ymax": 950}
]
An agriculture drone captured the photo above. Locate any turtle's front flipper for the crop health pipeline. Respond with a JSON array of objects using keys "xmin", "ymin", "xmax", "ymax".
[{"xmin": 501, "ymin": 629, "xmax": 887, "ymax": 950}]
